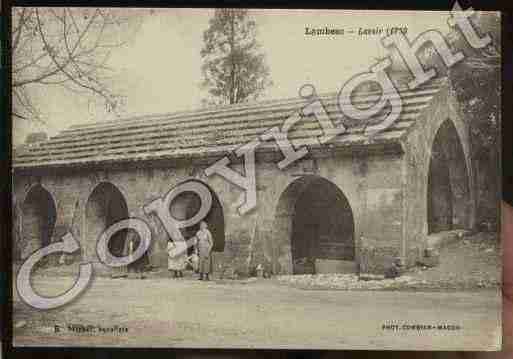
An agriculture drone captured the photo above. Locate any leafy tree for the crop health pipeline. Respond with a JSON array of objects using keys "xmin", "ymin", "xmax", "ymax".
[
  {"xmin": 378, "ymin": 13, "xmax": 500, "ymax": 230},
  {"xmin": 448, "ymin": 12, "xmax": 501, "ymax": 230},
  {"xmin": 12, "ymin": 8, "xmax": 140, "ymax": 123},
  {"xmin": 200, "ymin": 9, "xmax": 272, "ymax": 105}
]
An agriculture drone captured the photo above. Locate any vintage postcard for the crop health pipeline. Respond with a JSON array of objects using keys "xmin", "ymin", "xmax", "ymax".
[{"xmin": 10, "ymin": 6, "xmax": 502, "ymax": 350}]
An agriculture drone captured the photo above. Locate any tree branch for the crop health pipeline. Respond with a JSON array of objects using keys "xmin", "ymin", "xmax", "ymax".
[
  {"xmin": 12, "ymin": 8, "xmax": 27, "ymax": 52},
  {"xmin": 34, "ymin": 9, "xmax": 116, "ymax": 108}
]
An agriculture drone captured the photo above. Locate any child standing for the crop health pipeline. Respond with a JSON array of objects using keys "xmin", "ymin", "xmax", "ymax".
[{"xmin": 167, "ymin": 239, "xmax": 186, "ymax": 278}]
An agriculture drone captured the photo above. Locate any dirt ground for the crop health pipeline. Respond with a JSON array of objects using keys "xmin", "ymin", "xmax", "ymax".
[
  {"xmin": 13, "ymin": 274, "xmax": 501, "ymax": 350},
  {"xmin": 12, "ymin": 232, "xmax": 502, "ymax": 350},
  {"xmin": 275, "ymin": 232, "xmax": 501, "ymax": 291},
  {"xmin": 407, "ymin": 232, "xmax": 501, "ymax": 289}
]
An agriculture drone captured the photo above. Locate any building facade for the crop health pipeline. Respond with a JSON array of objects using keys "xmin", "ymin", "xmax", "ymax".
[{"xmin": 12, "ymin": 77, "xmax": 475, "ymax": 276}]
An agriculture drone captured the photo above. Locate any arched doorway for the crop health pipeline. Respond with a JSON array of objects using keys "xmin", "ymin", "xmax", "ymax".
[
  {"xmin": 169, "ymin": 180, "xmax": 225, "ymax": 253},
  {"xmin": 21, "ymin": 185, "xmax": 57, "ymax": 260},
  {"xmin": 84, "ymin": 182, "xmax": 147, "ymax": 270},
  {"xmin": 427, "ymin": 119, "xmax": 471, "ymax": 233},
  {"xmin": 273, "ymin": 176, "xmax": 355, "ymax": 274}
]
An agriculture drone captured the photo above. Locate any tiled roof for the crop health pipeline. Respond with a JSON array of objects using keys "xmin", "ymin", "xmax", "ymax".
[{"xmin": 13, "ymin": 78, "xmax": 446, "ymax": 169}]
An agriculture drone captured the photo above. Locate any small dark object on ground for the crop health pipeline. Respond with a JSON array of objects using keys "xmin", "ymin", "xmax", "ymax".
[
  {"xmin": 111, "ymin": 273, "xmax": 128, "ymax": 279},
  {"xmin": 384, "ymin": 258, "xmax": 402, "ymax": 279},
  {"xmin": 293, "ymin": 257, "xmax": 315, "ymax": 274},
  {"xmin": 359, "ymin": 273, "xmax": 385, "ymax": 281},
  {"xmin": 417, "ymin": 248, "xmax": 440, "ymax": 268}
]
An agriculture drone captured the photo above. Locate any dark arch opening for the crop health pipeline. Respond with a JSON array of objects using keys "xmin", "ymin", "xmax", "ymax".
[
  {"xmin": 21, "ymin": 185, "xmax": 57, "ymax": 260},
  {"xmin": 273, "ymin": 176, "xmax": 355, "ymax": 275},
  {"xmin": 427, "ymin": 119, "xmax": 471, "ymax": 234},
  {"xmin": 169, "ymin": 180, "xmax": 225, "ymax": 253},
  {"xmin": 85, "ymin": 182, "xmax": 148, "ymax": 270}
]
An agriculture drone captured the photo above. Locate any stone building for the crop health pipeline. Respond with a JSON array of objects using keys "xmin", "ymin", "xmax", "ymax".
[{"xmin": 12, "ymin": 77, "xmax": 475, "ymax": 276}]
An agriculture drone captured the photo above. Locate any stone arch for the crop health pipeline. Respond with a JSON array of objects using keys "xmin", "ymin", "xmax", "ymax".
[
  {"xmin": 427, "ymin": 119, "xmax": 472, "ymax": 233},
  {"xmin": 84, "ymin": 182, "xmax": 131, "ymax": 263},
  {"xmin": 20, "ymin": 184, "xmax": 57, "ymax": 260},
  {"xmin": 169, "ymin": 179, "xmax": 225, "ymax": 252},
  {"xmin": 272, "ymin": 175, "xmax": 355, "ymax": 274}
]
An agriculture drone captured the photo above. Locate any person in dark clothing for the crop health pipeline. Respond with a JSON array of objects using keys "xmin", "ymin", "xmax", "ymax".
[
  {"xmin": 384, "ymin": 257, "xmax": 402, "ymax": 279},
  {"xmin": 195, "ymin": 221, "xmax": 214, "ymax": 281}
]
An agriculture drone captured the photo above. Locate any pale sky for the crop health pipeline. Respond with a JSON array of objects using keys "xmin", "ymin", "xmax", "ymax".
[{"xmin": 13, "ymin": 9, "xmax": 453, "ymax": 145}]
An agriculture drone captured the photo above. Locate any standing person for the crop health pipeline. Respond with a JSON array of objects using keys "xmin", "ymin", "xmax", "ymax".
[
  {"xmin": 196, "ymin": 221, "xmax": 214, "ymax": 281},
  {"xmin": 187, "ymin": 236, "xmax": 199, "ymax": 273},
  {"xmin": 123, "ymin": 232, "xmax": 147, "ymax": 279},
  {"xmin": 167, "ymin": 239, "xmax": 186, "ymax": 278}
]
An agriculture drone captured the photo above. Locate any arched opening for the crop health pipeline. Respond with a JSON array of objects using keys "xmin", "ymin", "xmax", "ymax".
[
  {"xmin": 169, "ymin": 180, "xmax": 225, "ymax": 253},
  {"xmin": 85, "ymin": 182, "xmax": 148, "ymax": 270},
  {"xmin": 427, "ymin": 119, "xmax": 471, "ymax": 234},
  {"xmin": 273, "ymin": 176, "xmax": 355, "ymax": 275},
  {"xmin": 21, "ymin": 185, "xmax": 57, "ymax": 260}
]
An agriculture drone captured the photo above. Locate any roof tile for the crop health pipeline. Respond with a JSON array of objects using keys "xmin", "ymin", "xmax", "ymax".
[{"xmin": 13, "ymin": 79, "xmax": 445, "ymax": 169}]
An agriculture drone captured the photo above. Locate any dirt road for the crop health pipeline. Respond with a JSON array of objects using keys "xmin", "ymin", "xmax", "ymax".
[{"xmin": 13, "ymin": 276, "xmax": 501, "ymax": 350}]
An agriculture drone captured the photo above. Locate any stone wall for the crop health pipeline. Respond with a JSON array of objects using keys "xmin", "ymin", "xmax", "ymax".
[
  {"xmin": 401, "ymin": 80, "xmax": 476, "ymax": 268},
  {"xmin": 13, "ymin": 142, "xmax": 407, "ymax": 276}
]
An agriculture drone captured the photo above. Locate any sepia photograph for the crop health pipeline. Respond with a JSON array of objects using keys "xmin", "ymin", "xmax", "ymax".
[{"xmin": 10, "ymin": 6, "xmax": 502, "ymax": 350}]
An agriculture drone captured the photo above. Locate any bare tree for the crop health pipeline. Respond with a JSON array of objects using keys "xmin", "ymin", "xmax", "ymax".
[{"xmin": 12, "ymin": 7, "xmax": 140, "ymax": 123}]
